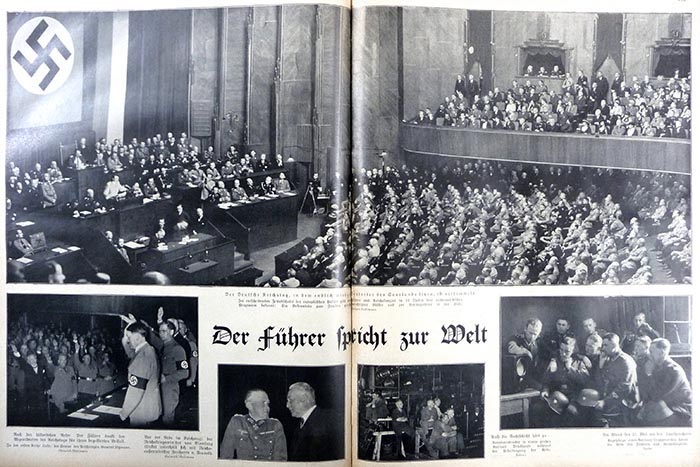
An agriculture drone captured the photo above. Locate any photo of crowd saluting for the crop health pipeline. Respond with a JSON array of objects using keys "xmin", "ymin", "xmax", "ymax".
[
  {"xmin": 7, "ymin": 294, "xmax": 198, "ymax": 430},
  {"xmin": 358, "ymin": 364, "xmax": 484, "ymax": 462},
  {"xmin": 218, "ymin": 364, "xmax": 345, "ymax": 462},
  {"xmin": 500, "ymin": 296, "xmax": 691, "ymax": 429}
]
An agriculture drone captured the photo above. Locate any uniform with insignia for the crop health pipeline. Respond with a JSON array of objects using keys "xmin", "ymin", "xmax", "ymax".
[
  {"xmin": 120, "ymin": 341, "xmax": 161, "ymax": 426},
  {"xmin": 220, "ymin": 414, "xmax": 288, "ymax": 461},
  {"xmin": 160, "ymin": 338, "xmax": 188, "ymax": 425}
]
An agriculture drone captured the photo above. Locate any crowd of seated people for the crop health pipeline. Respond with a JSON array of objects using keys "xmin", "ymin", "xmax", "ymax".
[
  {"xmin": 410, "ymin": 69, "xmax": 691, "ymax": 139},
  {"xmin": 6, "ymin": 132, "xmax": 295, "ymax": 216},
  {"xmin": 351, "ymin": 159, "xmax": 690, "ymax": 286},
  {"xmin": 7, "ymin": 315, "xmax": 122, "ymax": 425},
  {"xmin": 7, "ymin": 309, "xmax": 198, "ymax": 427},
  {"xmin": 263, "ymin": 198, "xmax": 351, "ymax": 288},
  {"xmin": 504, "ymin": 313, "xmax": 691, "ymax": 428}
]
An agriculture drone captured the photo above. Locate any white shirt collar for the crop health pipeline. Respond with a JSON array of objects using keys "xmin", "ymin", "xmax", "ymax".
[
  {"xmin": 300, "ymin": 405, "xmax": 317, "ymax": 426},
  {"xmin": 134, "ymin": 341, "xmax": 148, "ymax": 353}
]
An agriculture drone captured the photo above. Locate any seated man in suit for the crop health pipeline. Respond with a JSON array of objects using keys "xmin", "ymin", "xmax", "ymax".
[
  {"xmin": 170, "ymin": 204, "xmax": 191, "ymax": 238},
  {"xmin": 275, "ymin": 173, "xmax": 291, "ymax": 192},
  {"xmin": 231, "ymin": 179, "xmax": 248, "ymax": 201},
  {"xmin": 106, "ymin": 151, "xmax": 123, "ymax": 172},
  {"xmin": 192, "ymin": 207, "xmax": 208, "ymax": 235},
  {"xmin": 40, "ymin": 173, "xmax": 58, "ymax": 208},
  {"xmin": 47, "ymin": 161, "xmax": 64, "ymax": 182},
  {"xmin": 66, "ymin": 151, "xmax": 87, "ymax": 171},
  {"xmin": 80, "ymin": 188, "xmax": 101, "ymax": 212},
  {"xmin": 143, "ymin": 177, "xmax": 160, "ymax": 198},
  {"xmin": 273, "ymin": 153, "xmax": 285, "ymax": 170},
  {"xmin": 286, "ymin": 382, "xmax": 343, "ymax": 461},
  {"xmin": 150, "ymin": 218, "xmax": 168, "ymax": 247},
  {"xmin": 257, "ymin": 153, "xmax": 271, "ymax": 172},
  {"xmin": 261, "ymin": 176, "xmax": 277, "ymax": 196},
  {"xmin": 244, "ymin": 178, "xmax": 259, "ymax": 198},
  {"xmin": 9, "ymin": 229, "xmax": 34, "ymax": 258},
  {"xmin": 103, "ymin": 175, "xmax": 127, "ymax": 204}
]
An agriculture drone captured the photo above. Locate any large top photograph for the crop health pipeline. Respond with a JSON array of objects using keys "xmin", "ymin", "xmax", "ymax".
[
  {"xmin": 6, "ymin": 5, "xmax": 351, "ymax": 287},
  {"xmin": 352, "ymin": 7, "xmax": 691, "ymax": 286}
]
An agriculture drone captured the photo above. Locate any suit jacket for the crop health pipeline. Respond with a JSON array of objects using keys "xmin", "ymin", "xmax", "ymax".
[{"xmin": 288, "ymin": 407, "xmax": 343, "ymax": 461}]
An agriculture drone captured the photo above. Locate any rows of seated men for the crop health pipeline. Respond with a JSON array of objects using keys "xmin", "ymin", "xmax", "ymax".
[
  {"xmin": 7, "ymin": 310, "xmax": 198, "ymax": 427},
  {"xmin": 7, "ymin": 317, "xmax": 123, "ymax": 424},
  {"xmin": 410, "ymin": 70, "xmax": 690, "ymax": 139},
  {"xmin": 263, "ymin": 198, "xmax": 351, "ymax": 288},
  {"xmin": 504, "ymin": 314, "xmax": 691, "ymax": 428},
  {"xmin": 351, "ymin": 160, "xmax": 690, "ymax": 286},
  {"xmin": 6, "ymin": 131, "xmax": 293, "ymax": 214}
]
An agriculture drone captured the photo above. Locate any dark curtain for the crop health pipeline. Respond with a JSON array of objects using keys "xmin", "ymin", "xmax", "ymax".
[
  {"xmin": 653, "ymin": 48, "xmax": 691, "ymax": 78},
  {"xmin": 124, "ymin": 10, "xmax": 192, "ymax": 141},
  {"xmin": 467, "ymin": 10, "xmax": 493, "ymax": 91},
  {"xmin": 594, "ymin": 13, "xmax": 623, "ymax": 73}
]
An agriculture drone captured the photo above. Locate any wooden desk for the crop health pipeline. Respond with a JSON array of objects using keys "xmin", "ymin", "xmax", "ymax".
[
  {"xmin": 211, "ymin": 192, "xmax": 299, "ymax": 253},
  {"xmin": 8, "ymin": 244, "xmax": 89, "ymax": 283},
  {"xmin": 500, "ymin": 390, "xmax": 540, "ymax": 428},
  {"xmin": 73, "ymin": 197, "xmax": 173, "ymax": 240},
  {"xmin": 146, "ymin": 234, "xmax": 218, "ymax": 264},
  {"xmin": 66, "ymin": 385, "xmax": 127, "ymax": 427}
]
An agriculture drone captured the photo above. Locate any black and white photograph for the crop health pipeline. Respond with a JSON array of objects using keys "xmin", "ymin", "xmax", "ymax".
[
  {"xmin": 6, "ymin": 294, "xmax": 199, "ymax": 430},
  {"xmin": 6, "ymin": 5, "xmax": 350, "ymax": 287},
  {"xmin": 500, "ymin": 296, "xmax": 692, "ymax": 429},
  {"xmin": 217, "ymin": 364, "xmax": 345, "ymax": 462},
  {"xmin": 351, "ymin": 8, "xmax": 691, "ymax": 286},
  {"xmin": 357, "ymin": 364, "xmax": 484, "ymax": 461}
]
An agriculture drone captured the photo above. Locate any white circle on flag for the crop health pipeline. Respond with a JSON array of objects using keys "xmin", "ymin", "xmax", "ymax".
[{"xmin": 10, "ymin": 16, "xmax": 75, "ymax": 95}]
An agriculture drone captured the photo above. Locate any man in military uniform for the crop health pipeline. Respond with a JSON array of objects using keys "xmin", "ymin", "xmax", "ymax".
[
  {"xmin": 532, "ymin": 336, "xmax": 591, "ymax": 427},
  {"xmin": 592, "ymin": 333, "xmax": 638, "ymax": 427},
  {"xmin": 416, "ymin": 399, "xmax": 439, "ymax": 457},
  {"xmin": 540, "ymin": 317, "xmax": 575, "ymax": 361},
  {"xmin": 158, "ymin": 321, "xmax": 188, "ymax": 426},
  {"xmin": 622, "ymin": 312, "xmax": 661, "ymax": 355},
  {"xmin": 579, "ymin": 318, "xmax": 607, "ymax": 354},
  {"xmin": 505, "ymin": 318, "xmax": 544, "ymax": 387},
  {"xmin": 120, "ymin": 321, "xmax": 162, "ymax": 426},
  {"xmin": 637, "ymin": 338, "xmax": 692, "ymax": 427},
  {"xmin": 220, "ymin": 389, "xmax": 287, "ymax": 460}
]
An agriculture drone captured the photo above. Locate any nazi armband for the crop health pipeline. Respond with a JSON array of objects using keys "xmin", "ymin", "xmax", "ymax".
[{"xmin": 128, "ymin": 374, "xmax": 148, "ymax": 390}]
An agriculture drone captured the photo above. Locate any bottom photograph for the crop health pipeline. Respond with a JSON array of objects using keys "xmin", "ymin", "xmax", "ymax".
[
  {"xmin": 6, "ymin": 293, "xmax": 199, "ymax": 430},
  {"xmin": 217, "ymin": 364, "xmax": 345, "ymax": 462},
  {"xmin": 501, "ymin": 295, "xmax": 692, "ymax": 430},
  {"xmin": 357, "ymin": 364, "xmax": 485, "ymax": 462}
]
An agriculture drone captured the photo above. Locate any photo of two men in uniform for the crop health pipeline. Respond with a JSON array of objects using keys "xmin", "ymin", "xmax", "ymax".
[
  {"xmin": 218, "ymin": 364, "xmax": 345, "ymax": 462},
  {"xmin": 500, "ymin": 296, "xmax": 692, "ymax": 429}
]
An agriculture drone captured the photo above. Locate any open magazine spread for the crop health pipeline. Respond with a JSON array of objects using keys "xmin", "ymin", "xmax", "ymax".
[{"xmin": 1, "ymin": 0, "xmax": 698, "ymax": 466}]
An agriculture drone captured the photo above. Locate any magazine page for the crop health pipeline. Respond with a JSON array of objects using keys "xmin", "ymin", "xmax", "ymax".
[
  {"xmin": 0, "ymin": 0, "xmax": 352, "ymax": 465},
  {"xmin": 351, "ymin": 0, "xmax": 697, "ymax": 465}
]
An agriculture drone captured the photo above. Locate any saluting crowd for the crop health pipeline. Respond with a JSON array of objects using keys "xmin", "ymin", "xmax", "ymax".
[
  {"xmin": 7, "ymin": 316, "xmax": 122, "ymax": 424},
  {"xmin": 351, "ymin": 160, "xmax": 690, "ymax": 286},
  {"xmin": 7, "ymin": 309, "xmax": 198, "ymax": 428}
]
